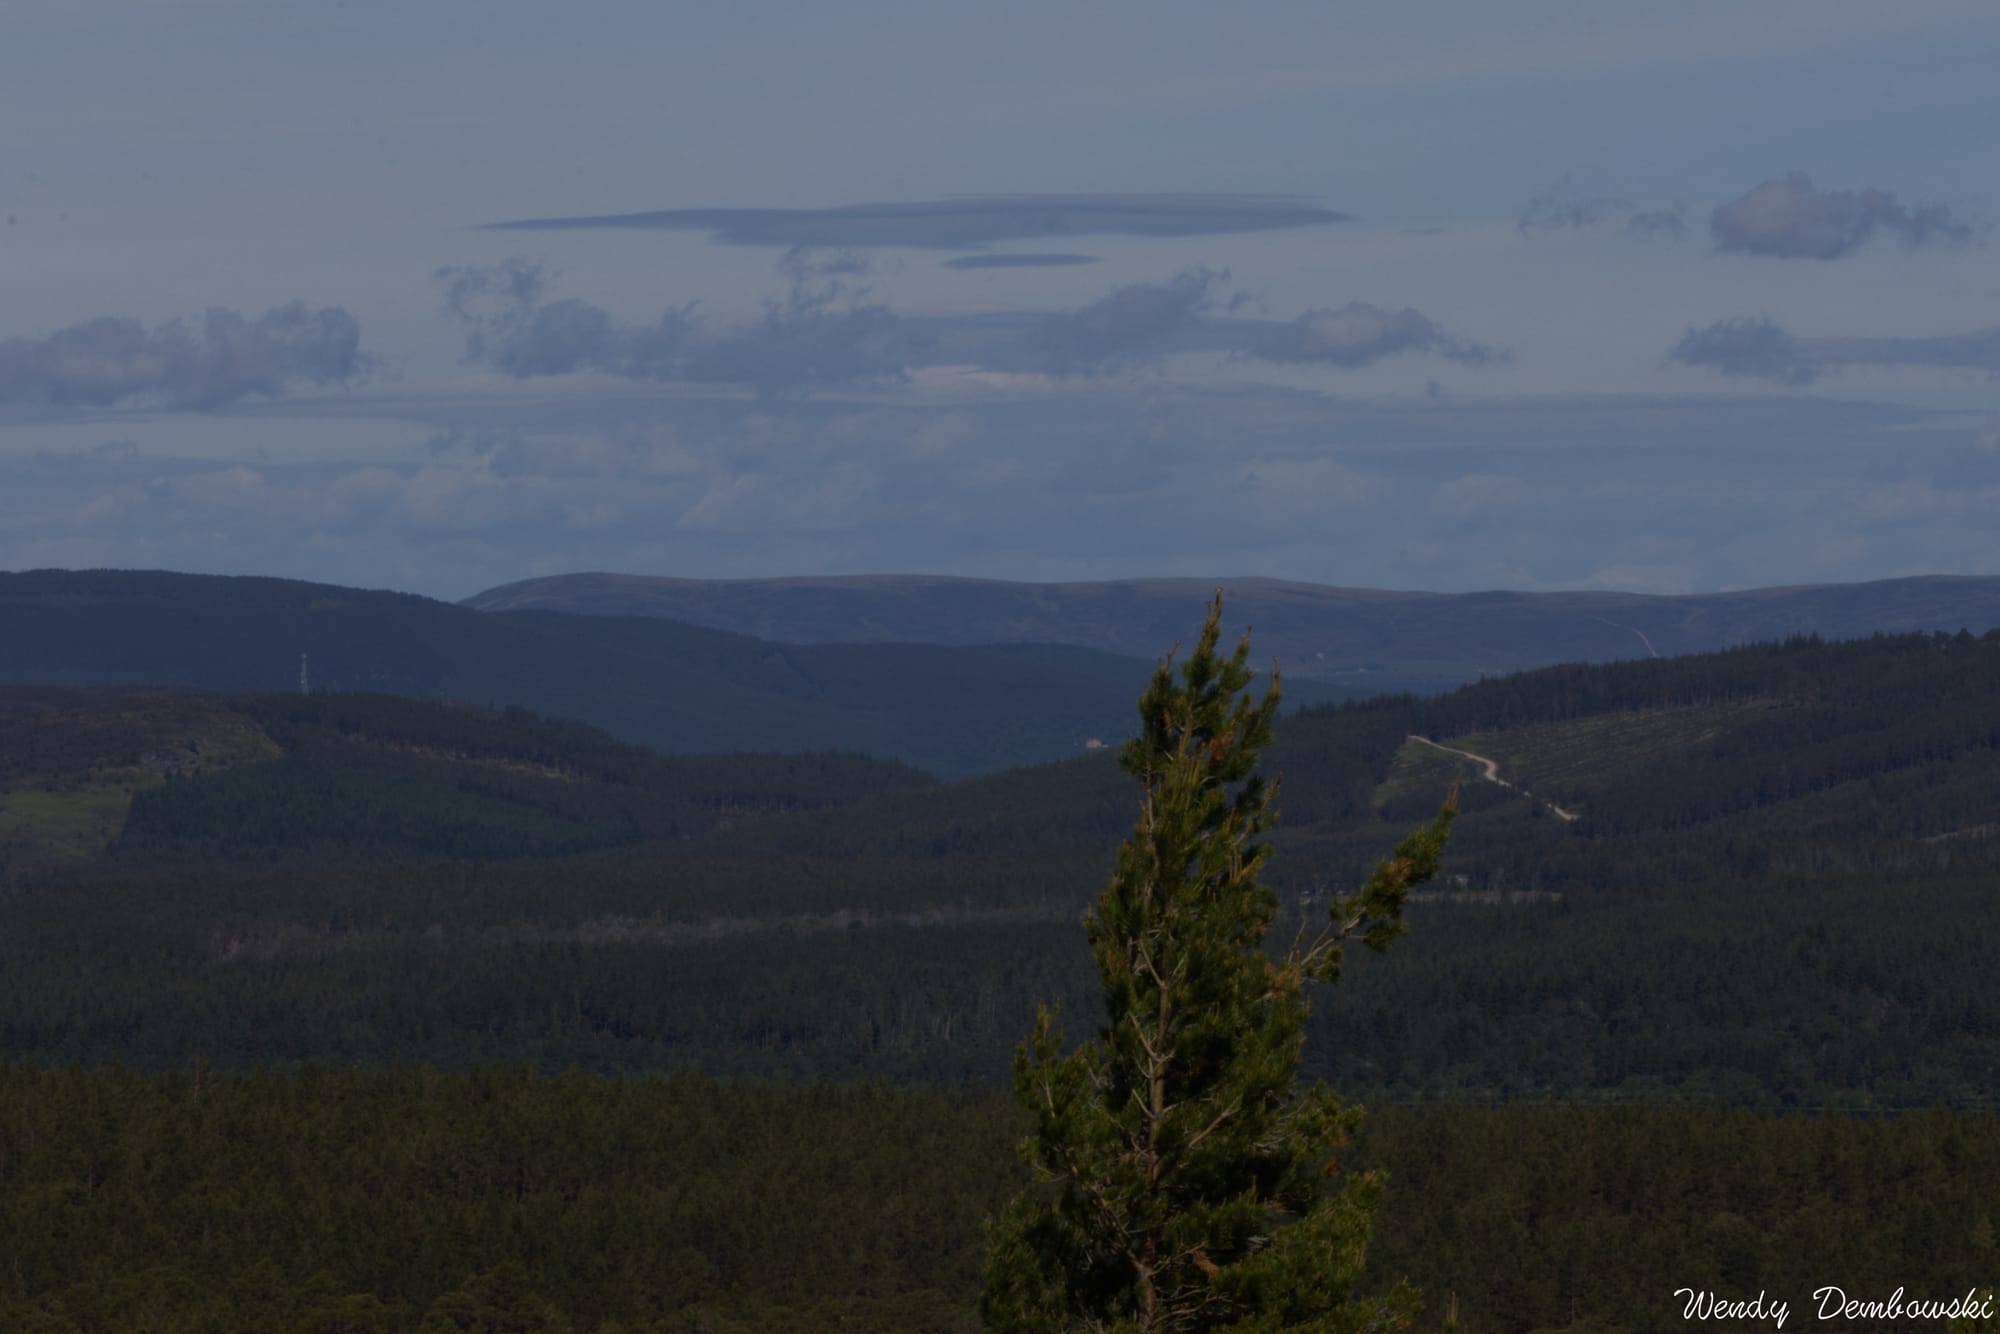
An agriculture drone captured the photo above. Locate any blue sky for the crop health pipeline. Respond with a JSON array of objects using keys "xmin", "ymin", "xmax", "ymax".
[{"xmin": 2, "ymin": 0, "xmax": 1997, "ymax": 597}]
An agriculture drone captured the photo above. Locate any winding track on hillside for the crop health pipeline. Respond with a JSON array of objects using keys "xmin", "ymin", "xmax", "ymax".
[
  {"xmin": 1590, "ymin": 615, "xmax": 1661, "ymax": 659},
  {"xmin": 1406, "ymin": 735, "xmax": 1580, "ymax": 822}
]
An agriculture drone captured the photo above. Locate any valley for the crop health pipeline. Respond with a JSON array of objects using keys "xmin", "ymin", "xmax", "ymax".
[{"xmin": 2, "ymin": 578, "xmax": 1997, "ymax": 1332}]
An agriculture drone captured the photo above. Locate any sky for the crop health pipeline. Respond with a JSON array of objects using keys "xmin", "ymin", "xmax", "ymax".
[{"xmin": 2, "ymin": 0, "xmax": 1998, "ymax": 599}]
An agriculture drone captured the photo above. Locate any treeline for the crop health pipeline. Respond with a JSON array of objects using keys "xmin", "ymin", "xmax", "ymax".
[
  {"xmin": 1361, "ymin": 628, "xmax": 2000, "ymax": 735},
  {"xmin": 1, "ymin": 1066, "xmax": 1994, "ymax": 1334}
]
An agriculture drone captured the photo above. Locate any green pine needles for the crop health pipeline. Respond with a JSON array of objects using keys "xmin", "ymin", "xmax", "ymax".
[{"xmin": 982, "ymin": 593, "xmax": 1457, "ymax": 1333}]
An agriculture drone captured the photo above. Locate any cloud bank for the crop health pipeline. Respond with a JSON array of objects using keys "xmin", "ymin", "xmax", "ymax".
[
  {"xmin": 480, "ymin": 193, "xmax": 1349, "ymax": 248},
  {"xmin": 1817, "ymin": 328, "xmax": 2000, "ymax": 374},
  {"xmin": 1709, "ymin": 172, "xmax": 1981, "ymax": 260},
  {"xmin": 438, "ymin": 253, "xmax": 920, "ymax": 396},
  {"xmin": 1036, "ymin": 268, "xmax": 1224, "ymax": 375},
  {"xmin": 13, "ymin": 389, "xmax": 1994, "ymax": 604},
  {"xmin": 438, "ymin": 258, "xmax": 1504, "ymax": 392},
  {"xmin": 1670, "ymin": 315, "xmax": 2000, "ymax": 383},
  {"xmin": 1247, "ymin": 304, "xmax": 1508, "ymax": 368},
  {"xmin": 0, "ymin": 304, "xmax": 368, "ymax": 409}
]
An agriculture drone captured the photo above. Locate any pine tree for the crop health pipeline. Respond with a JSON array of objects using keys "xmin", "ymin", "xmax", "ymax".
[{"xmin": 982, "ymin": 593, "xmax": 1456, "ymax": 1333}]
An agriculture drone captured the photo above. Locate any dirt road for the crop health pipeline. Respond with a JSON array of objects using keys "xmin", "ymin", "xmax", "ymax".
[{"xmin": 1406, "ymin": 735, "xmax": 1580, "ymax": 822}]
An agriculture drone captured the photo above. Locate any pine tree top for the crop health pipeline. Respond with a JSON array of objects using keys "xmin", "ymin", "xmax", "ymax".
[{"xmin": 983, "ymin": 592, "xmax": 1456, "ymax": 1333}]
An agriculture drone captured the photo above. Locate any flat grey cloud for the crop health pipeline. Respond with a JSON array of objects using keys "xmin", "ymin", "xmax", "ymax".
[
  {"xmin": 1670, "ymin": 315, "xmax": 2000, "ymax": 383},
  {"xmin": 1517, "ymin": 179, "xmax": 1685, "ymax": 240},
  {"xmin": 902, "ymin": 301, "xmax": 1506, "ymax": 378},
  {"xmin": 438, "ymin": 259, "xmax": 1506, "ymax": 392},
  {"xmin": 942, "ymin": 253, "xmax": 1100, "ymax": 270},
  {"xmin": 479, "ymin": 193, "xmax": 1349, "ymax": 248},
  {"xmin": 1816, "ymin": 328, "xmax": 2000, "ymax": 374},
  {"xmin": 894, "ymin": 269, "xmax": 1233, "ymax": 377},
  {"xmin": 0, "ymin": 303, "xmax": 367, "ymax": 410},
  {"xmin": 1668, "ymin": 316, "xmax": 1818, "ymax": 385},
  {"xmin": 1709, "ymin": 172, "xmax": 1981, "ymax": 260},
  {"xmin": 1242, "ymin": 303, "xmax": 1508, "ymax": 368}
]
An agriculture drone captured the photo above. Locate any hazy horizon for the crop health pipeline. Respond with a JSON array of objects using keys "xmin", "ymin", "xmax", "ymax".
[{"xmin": 4, "ymin": 1, "xmax": 1997, "ymax": 600}]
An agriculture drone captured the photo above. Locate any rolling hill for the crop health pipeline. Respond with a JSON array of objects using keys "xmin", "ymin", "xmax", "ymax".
[
  {"xmin": 464, "ymin": 570, "xmax": 2000, "ymax": 690},
  {"xmin": 0, "ymin": 686, "xmax": 936, "ymax": 879},
  {"xmin": 0, "ymin": 569, "xmax": 1340, "ymax": 778},
  {"xmin": 5, "ymin": 628, "xmax": 1996, "ymax": 1107}
]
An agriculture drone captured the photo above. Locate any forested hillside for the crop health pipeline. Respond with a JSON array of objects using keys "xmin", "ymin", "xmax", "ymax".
[
  {"xmin": 4, "ymin": 628, "xmax": 1999, "ymax": 1331},
  {"xmin": 0, "ymin": 569, "xmax": 1338, "ymax": 778},
  {"xmin": 0, "ymin": 686, "xmax": 933, "ymax": 877},
  {"xmin": 4, "ymin": 629, "xmax": 1996, "ymax": 1104}
]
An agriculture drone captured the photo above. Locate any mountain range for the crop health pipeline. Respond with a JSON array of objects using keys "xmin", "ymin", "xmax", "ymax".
[
  {"xmin": 463, "ymin": 571, "xmax": 2000, "ymax": 689},
  {"xmin": 0, "ymin": 569, "xmax": 1327, "ymax": 778},
  {"xmin": 9, "ymin": 567, "xmax": 2000, "ymax": 778}
]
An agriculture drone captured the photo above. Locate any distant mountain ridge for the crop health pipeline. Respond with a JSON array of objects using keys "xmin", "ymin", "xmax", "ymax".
[
  {"xmin": 0, "ymin": 569, "xmax": 1334, "ymax": 779},
  {"xmin": 463, "ymin": 571, "xmax": 2000, "ymax": 686}
]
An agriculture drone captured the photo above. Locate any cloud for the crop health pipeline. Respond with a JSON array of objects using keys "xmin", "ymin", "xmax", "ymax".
[
  {"xmin": 1623, "ymin": 209, "xmax": 1687, "ymax": 240},
  {"xmin": 682, "ymin": 247, "xmax": 930, "ymax": 394},
  {"xmin": 1671, "ymin": 314, "xmax": 2000, "ymax": 383},
  {"xmin": 1668, "ymin": 316, "xmax": 1819, "ymax": 384},
  {"xmin": 1517, "ymin": 178, "xmax": 1685, "ymax": 240},
  {"xmin": 942, "ymin": 253, "xmax": 1100, "ymax": 270},
  {"xmin": 686, "ymin": 307, "xmax": 925, "ymax": 394},
  {"xmin": 1243, "ymin": 303, "xmax": 1508, "ymax": 368},
  {"xmin": 13, "ymin": 385, "xmax": 1996, "ymax": 603},
  {"xmin": 436, "ymin": 256, "xmax": 551, "ymax": 325},
  {"xmin": 479, "ymin": 193, "xmax": 1349, "ymax": 248},
  {"xmin": 434, "ymin": 257, "xmax": 692, "ymax": 380},
  {"xmin": 1815, "ymin": 328, "xmax": 2000, "ymax": 374},
  {"xmin": 922, "ymin": 286, "xmax": 1506, "ymax": 377},
  {"xmin": 439, "ymin": 254, "xmax": 923, "ymax": 397},
  {"xmin": 438, "ymin": 258, "xmax": 1499, "ymax": 393},
  {"xmin": 1709, "ymin": 172, "xmax": 1981, "ymax": 260},
  {"xmin": 1038, "ymin": 268, "xmax": 1222, "ymax": 375},
  {"xmin": 0, "ymin": 303, "xmax": 368, "ymax": 409},
  {"xmin": 774, "ymin": 246, "xmax": 874, "ymax": 290},
  {"xmin": 1518, "ymin": 181, "xmax": 1631, "ymax": 235}
]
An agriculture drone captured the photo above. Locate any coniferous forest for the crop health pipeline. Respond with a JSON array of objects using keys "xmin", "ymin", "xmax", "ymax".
[
  {"xmin": 17, "ymin": 2, "xmax": 2000, "ymax": 1326},
  {"xmin": 2, "ymin": 626, "xmax": 1998, "ymax": 1330}
]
